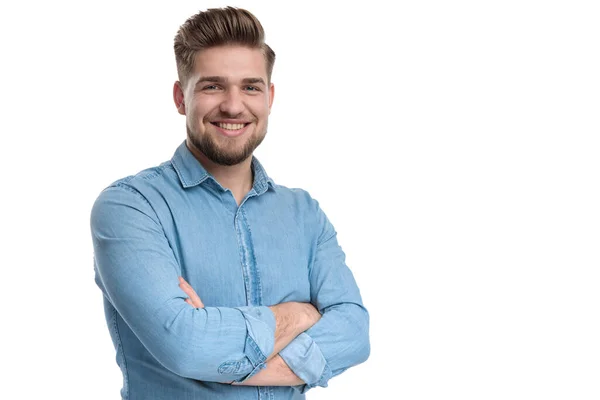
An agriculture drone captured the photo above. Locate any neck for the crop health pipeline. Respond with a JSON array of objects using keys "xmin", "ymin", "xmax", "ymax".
[{"xmin": 186, "ymin": 141, "xmax": 254, "ymax": 205}]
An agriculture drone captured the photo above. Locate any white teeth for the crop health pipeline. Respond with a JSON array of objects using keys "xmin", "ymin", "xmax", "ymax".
[{"xmin": 217, "ymin": 123, "xmax": 245, "ymax": 130}]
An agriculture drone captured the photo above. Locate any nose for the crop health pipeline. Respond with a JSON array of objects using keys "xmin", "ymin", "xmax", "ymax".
[{"xmin": 219, "ymin": 88, "xmax": 244, "ymax": 116}]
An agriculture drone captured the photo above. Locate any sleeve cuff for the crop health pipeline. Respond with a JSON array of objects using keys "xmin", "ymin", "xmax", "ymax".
[
  {"xmin": 279, "ymin": 332, "xmax": 332, "ymax": 393},
  {"xmin": 231, "ymin": 306, "xmax": 276, "ymax": 381}
]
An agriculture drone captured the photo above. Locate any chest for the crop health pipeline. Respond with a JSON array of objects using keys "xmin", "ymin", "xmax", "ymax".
[{"xmin": 166, "ymin": 195, "xmax": 313, "ymax": 308}]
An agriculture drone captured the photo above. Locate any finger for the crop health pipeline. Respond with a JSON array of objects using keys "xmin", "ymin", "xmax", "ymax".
[
  {"xmin": 190, "ymin": 293, "xmax": 204, "ymax": 308},
  {"xmin": 179, "ymin": 277, "xmax": 192, "ymax": 289},
  {"xmin": 178, "ymin": 277, "xmax": 204, "ymax": 308},
  {"xmin": 180, "ymin": 282, "xmax": 202, "ymax": 304},
  {"xmin": 182, "ymin": 288, "xmax": 203, "ymax": 308},
  {"xmin": 179, "ymin": 277, "xmax": 195, "ymax": 293},
  {"xmin": 178, "ymin": 277, "xmax": 194, "ymax": 294},
  {"xmin": 179, "ymin": 281, "xmax": 194, "ymax": 295}
]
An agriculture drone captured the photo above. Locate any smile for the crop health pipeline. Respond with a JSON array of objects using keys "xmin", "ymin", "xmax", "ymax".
[
  {"xmin": 210, "ymin": 122, "xmax": 251, "ymax": 137},
  {"xmin": 213, "ymin": 122, "xmax": 248, "ymax": 130}
]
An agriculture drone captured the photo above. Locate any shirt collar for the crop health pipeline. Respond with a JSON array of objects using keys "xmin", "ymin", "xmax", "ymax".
[{"xmin": 171, "ymin": 141, "xmax": 276, "ymax": 193}]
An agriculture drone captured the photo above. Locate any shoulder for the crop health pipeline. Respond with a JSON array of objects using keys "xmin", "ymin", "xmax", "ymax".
[
  {"xmin": 91, "ymin": 161, "xmax": 178, "ymax": 223},
  {"xmin": 268, "ymin": 184, "xmax": 332, "ymax": 232},
  {"xmin": 269, "ymin": 183, "xmax": 322, "ymax": 212},
  {"xmin": 96, "ymin": 161, "xmax": 180, "ymax": 201},
  {"xmin": 105, "ymin": 161, "xmax": 177, "ymax": 194},
  {"xmin": 271, "ymin": 184, "xmax": 337, "ymax": 246}
]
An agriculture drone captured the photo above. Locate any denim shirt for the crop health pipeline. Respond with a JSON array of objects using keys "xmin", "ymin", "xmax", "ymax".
[{"xmin": 90, "ymin": 142, "xmax": 370, "ymax": 400}]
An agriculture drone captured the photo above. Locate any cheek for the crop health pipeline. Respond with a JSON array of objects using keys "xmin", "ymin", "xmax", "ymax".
[
  {"xmin": 188, "ymin": 105, "xmax": 207, "ymax": 124},
  {"xmin": 194, "ymin": 98, "xmax": 221, "ymax": 120},
  {"xmin": 186, "ymin": 108, "xmax": 206, "ymax": 132},
  {"xmin": 250, "ymin": 98, "xmax": 271, "ymax": 118}
]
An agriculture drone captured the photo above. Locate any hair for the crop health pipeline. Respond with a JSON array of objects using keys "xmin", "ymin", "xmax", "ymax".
[{"xmin": 174, "ymin": 7, "xmax": 276, "ymax": 85}]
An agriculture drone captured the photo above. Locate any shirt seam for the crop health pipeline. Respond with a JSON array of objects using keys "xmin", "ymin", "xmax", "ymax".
[
  {"xmin": 113, "ymin": 307, "xmax": 130, "ymax": 399},
  {"xmin": 111, "ymin": 183, "xmax": 163, "ymax": 229},
  {"xmin": 317, "ymin": 230, "xmax": 337, "ymax": 247},
  {"xmin": 114, "ymin": 163, "xmax": 172, "ymax": 187},
  {"xmin": 138, "ymin": 163, "xmax": 172, "ymax": 182}
]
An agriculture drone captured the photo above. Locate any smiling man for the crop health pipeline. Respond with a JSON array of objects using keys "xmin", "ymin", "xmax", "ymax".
[{"xmin": 91, "ymin": 7, "xmax": 369, "ymax": 400}]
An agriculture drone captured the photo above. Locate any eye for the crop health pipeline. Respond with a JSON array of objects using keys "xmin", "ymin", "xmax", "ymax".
[
  {"xmin": 244, "ymin": 86, "xmax": 261, "ymax": 92},
  {"xmin": 202, "ymin": 85, "xmax": 221, "ymax": 91}
]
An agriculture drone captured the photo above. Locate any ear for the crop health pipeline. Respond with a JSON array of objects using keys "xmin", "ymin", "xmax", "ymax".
[
  {"xmin": 173, "ymin": 81, "xmax": 186, "ymax": 115},
  {"xmin": 268, "ymin": 82, "xmax": 275, "ymax": 114}
]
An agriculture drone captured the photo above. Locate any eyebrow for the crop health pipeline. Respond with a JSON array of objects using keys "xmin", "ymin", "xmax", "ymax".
[
  {"xmin": 241, "ymin": 77, "xmax": 266, "ymax": 86},
  {"xmin": 195, "ymin": 76, "xmax": 266, "ymax": 86},
  {"xmin": 196, "ymin": 76, "xmax": 225, "ymax": 84}
]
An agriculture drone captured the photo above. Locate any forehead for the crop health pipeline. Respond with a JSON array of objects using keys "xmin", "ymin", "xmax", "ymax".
[{"xmin": 192, "ymin": 45, "xmax": 268, "ymax": 81}]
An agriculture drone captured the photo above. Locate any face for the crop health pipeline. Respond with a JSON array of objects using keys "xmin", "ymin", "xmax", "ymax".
[{"xmin": 174, "ymin": 45, "xmax": 274, "ymax": 166}]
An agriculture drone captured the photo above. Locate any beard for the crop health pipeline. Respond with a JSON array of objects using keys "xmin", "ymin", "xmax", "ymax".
[{"xmin": 186, "ymin": 123, "xmax": 266, "ymax": 166}]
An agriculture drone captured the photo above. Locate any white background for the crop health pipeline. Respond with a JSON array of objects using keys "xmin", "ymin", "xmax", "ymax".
[{"xmin": 1, "ymin": 0, "xmax": 599, "ymax": 399}]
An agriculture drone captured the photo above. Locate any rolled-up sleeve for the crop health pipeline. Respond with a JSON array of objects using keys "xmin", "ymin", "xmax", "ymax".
[
  {"xmin": 279, "ymin": 333, "xmax": 331, "ymax": 391},
  {"xmin": 91, "ymin": 184, "xmax": 274, "ymax": 382},
  {"xmin": 278, "ymin": 198, "xmax": 370, "ymax": 393}
]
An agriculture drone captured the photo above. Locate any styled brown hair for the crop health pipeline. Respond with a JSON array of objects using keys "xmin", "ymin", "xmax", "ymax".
[{"xmin": 174, "ymin": 7, "xmax": 275, "ymax": 85}]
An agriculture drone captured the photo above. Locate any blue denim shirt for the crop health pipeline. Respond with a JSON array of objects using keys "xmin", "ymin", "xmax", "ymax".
[{"xmin": 90, "ymin": 142, "xmax": 370, "ymax": 399}]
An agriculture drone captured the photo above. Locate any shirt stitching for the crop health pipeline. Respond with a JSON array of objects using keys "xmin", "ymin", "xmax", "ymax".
[
  {"xmin": 241, "ymin": 208, "xmax": 263, "ymax": 306},
  {"xmin": 113, "ymin": 307, "xmax": 130, "ymax": 399}
]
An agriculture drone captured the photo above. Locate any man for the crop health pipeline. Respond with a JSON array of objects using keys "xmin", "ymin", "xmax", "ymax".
[{"xmin": 91, "ymin": 7, "xmax": 369, "ymax": 399}]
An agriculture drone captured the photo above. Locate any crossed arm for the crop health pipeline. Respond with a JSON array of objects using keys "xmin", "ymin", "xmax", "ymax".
[{"xmin": 179, "ymin": 277, "xmax": 312, "ymax": 386}]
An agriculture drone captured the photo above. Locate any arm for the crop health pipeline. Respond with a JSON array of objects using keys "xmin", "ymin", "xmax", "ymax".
[
  {"xmin": 269, "ymin": 302, "xmax": 321, "ymax": 360},
  {"xmin": 234, "ymin": 355, "xmax": 304, "ymax": 386},
  {"xmin": 179, "ymin": 278, "xmax": 318, "ymax": 386},
  {"xmin": 179, "ymin": 276, "xmax": 321, "ymax": 363},
  {"xmin": 277, "ymin": 198, "xmax": 371, "ymax": 392},
  {"xmin": 91, "ymin": 185, "xmax": 314, "ymax": 383}
]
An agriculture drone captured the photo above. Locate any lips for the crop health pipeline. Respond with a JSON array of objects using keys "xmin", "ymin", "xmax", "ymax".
[{"xmin": 210, "ymin": 121, "xmax": 250, "ymax": 137}]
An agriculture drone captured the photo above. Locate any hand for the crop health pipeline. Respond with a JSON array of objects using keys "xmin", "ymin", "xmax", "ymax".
[
  {"xmin": 300, "ymin": 302, "xmax": 322, "ymax": 331},
  {"xmin": 269, "ymin": 302, "xmax": 322, "ymax": 335},
  {"xmin": 178, "ymin": 276, "xmax": 204, "ymax": 308},
  {"xmin": 231, "ymin": 355, "xmax": 303, "ymax": 386}
]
